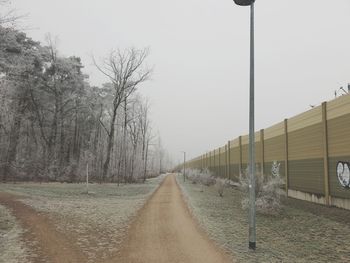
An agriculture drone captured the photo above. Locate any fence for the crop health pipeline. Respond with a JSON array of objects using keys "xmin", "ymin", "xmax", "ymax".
[{"xmin": 184, "ymin": 94, "xmax": 350, "ymax": 210}]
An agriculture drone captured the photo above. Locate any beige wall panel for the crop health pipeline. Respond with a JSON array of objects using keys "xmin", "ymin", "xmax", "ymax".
[
  {"xmin": 220, "ymin": 150, "xmax": 225, "ymax": 166},
  {"xmin": 255, "ymin": 131, "xmax": 261, "ymax": 142},
  {"xmin": 327, "ymin": 94, "xmax": 350, "ymax": 120},
  {"xmin": 214, "ymin": 148, "xmax": 219, "ymax": 160},
  {"xmin": 288, "ymin": 106, "xmax": 322, "ymax": 132},
  {"xmin": 242, "ymin": 144, "xmax": 249, "ymax": 164},
  {"xmin": 232, "ymin": 147, "xmax": 240, "ymax": 164},
  {"xmin": 220, "ymin": 146, "xmax": 226, "ymax": 154},
  {"xmin": 288, "ymin": 123, "xmax": 323, "ymax": 161},
  {"xmin": 220, "ymin": 149, "xmax": 226, "ymax": 177},
  {"xmin": 228, "ymin": 147, "xmax": 233, "ymax": 165},
  {"xmin": 228, "ymin": 147, "xmax": 234, "ymax": 165},
  {"xmin": 241, "ymin": 135, "xmax": 249, "ymax": 145},
  {"xmin": 264, "ymin": 121, "xmax": 284, "ymax": 140},
  {"xmin": 327, "ymin": 113, "xmax": 350, "ymax": 158},
  {"xmin": 288, "ymin": 158, "xmax": 324, "ymax": 195},
  {"xmin": 264, "ymin": 135, "xmax": 285, "ymax": 162},
  {"xmin": 230, "ymin": 164, "xmax": 240, "ymax": 180},
  {"xmin": 255, "ymin": 141, "xmax": 262, "ymax": 163},
  {"xmin": 230, "ymin": 138, "xmax": 239, "ymax": 148}
]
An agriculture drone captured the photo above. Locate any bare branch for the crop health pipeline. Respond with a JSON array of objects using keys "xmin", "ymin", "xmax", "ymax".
[{"xmin": 99, "ymin": 118, "xmax": 110, "ymax": 137}]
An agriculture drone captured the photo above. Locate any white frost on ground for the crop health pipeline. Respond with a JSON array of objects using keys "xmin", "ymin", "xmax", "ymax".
[
  {"xmin": 176, "ymin": 174, "xmax": 350, "ymax": 263},
  {"xmin": 0, "ymin": 204, "xmax": 30, "ymax": 263},
  {"xmin": 0, "ymin": 175, "xmax": 165, "ymax": 263}
]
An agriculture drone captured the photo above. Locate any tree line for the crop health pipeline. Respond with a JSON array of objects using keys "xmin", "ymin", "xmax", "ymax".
[{"xmin": 0, "ymin": 6, "xmax": 169, "ymax": 183}]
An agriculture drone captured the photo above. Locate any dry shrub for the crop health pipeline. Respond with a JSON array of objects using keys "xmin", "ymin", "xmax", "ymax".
[
  {"xmin": 215, "ymin": 178, "xmax": 228, "ymax": 197},
  {"xmin": 199, "ymin": 169, "xmax": 216, "ymax": 186},
  {"xmin": 185, "ymin": 169, "xmax": 201, "ymax": 184},
  {"xmin": 185, "ymin": 169, "xmax": 229, "ymax": 197},
  {"xmin": 185, "ymin": 169, "xmax": 216, "ymax": 186},
  {"xmin": 239, "ymin": 164, "xmax": 284, "ymax": 214}
]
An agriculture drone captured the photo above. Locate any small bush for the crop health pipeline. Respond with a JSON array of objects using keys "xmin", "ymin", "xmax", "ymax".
[
  {"xmin": 239, "ymin": 163, "xmax": 284, "ymax": 213},
  {"xmin": 184, "ymin": 168, "xmax": 216, "ymax": 186},
  {"xmin": 199, "ymin": 169, "xmax": 216, "ymax": 186},
  {"xmin": 183, "ymin": 169, "xmax": 229, "ymax": 197},
  {"xmin": 215, "ymin": 178, "xmax": 228, "ymax": 197},
  {"xmin": 185, "ymin": 169, "xmax": 201, "ymax": 184}
]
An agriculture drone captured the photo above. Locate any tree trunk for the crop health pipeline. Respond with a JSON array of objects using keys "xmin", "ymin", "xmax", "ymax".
[
  {"xmin": 143, "ymin": 141, "xmax": 149, "ymax": 183},
  {"xmin": 123, "ymin": 98, "xmax": 128, "ymax": 183},
  {"xmin": 3, "ymin": 99, "xmax": 25, "ymax": 182},
  {"xmin": 102, "ymin": 104, "xmax": 118, "ymax": 182}
]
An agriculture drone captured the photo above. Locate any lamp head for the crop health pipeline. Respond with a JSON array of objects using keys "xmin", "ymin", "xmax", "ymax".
[{"xmin": 233, "ymin": 0, "xmax": 255, "ymax": 6}]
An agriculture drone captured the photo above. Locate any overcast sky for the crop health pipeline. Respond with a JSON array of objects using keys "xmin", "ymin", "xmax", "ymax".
[{"xmin": 12, "ymin": 0, "xmax": 350, "ymax": 164}]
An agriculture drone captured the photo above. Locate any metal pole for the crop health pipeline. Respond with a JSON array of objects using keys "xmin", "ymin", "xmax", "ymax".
[
  {"xmin": 183, "ymin": 152, "xmax": 186, "ymax": 182},
  {"xmin": 248, "ymin": 2, "xmax": 256, "ymax": 250},
  {"xmin": 86, "ymin": 162, "xmax": 89, "ymax": 194}
]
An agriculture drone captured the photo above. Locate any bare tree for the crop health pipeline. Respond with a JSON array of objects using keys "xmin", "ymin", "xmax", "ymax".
[
  {"xmin": 127, "ymin": 99, "xmax": 140, "ymax": 182},
  {"xmin": 93, "ymin": 48, "xmax": 152, "ymax": 181},
  {"xmin": 138, "ymin": 98, "xmax": 152, "ymax": 182},
  {"xmin": 0, "ymin": 0, "xmax": 25, "ymax": 28}
]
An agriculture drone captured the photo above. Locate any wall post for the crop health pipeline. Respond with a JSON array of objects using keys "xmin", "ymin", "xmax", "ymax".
[
  {"xmin": 206, "ymin": 153, "xmax": 208, "ymax": 171},
  {"xmin": 201, "ymin": 154, "xmax": 204, "ymax": 170},
  {"xmin": 227, "ymin": 141, "xmax": 231, "ymax": 180},
  {"xmin": 225, "ymin": 145, "xmax": 228, "ymax": 179},
  {"xmin": 213, "ymin": 150, "xmax": 216, "ymax": 176},
  {"xmin": 284, "ymin": 119, "xmax": 289, "ymax": 197},
  {"xmin": 209, "ymin": 152, "xmax": 211, "ymax": 172},
  {"xmin": 322, "ymin": 102, "xmax": 330, "ymax": 205},
  {"xmin": 260, "ymin": 129, "xmax": 264, "ymax": 176},
  {"xmin": 219, "ymin": 147, "xmax": 221, "ymax": 177},
  {"xmin": 239, "ymin": 136, "xmax": 243, "ymax": 176}
]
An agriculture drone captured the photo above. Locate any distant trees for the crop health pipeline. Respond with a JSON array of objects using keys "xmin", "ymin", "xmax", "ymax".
[{"xmin": 0, "ymin": 24, "xmax": 164, "ymax": 183}]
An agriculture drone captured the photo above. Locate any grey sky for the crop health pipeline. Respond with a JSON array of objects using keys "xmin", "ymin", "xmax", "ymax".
[{"xmin": 12, "ymin": 0, "xmax": 350, "ymax": 164}]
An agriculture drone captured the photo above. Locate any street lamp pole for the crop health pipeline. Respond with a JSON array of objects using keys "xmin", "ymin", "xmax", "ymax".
[
  {"xmin": 248, "ymin": 2, "xmax": 256, "ymax": 251},
  {"xmin": 233, "ymin": 0, "xmax": 256, "ymax": 250},
  {"xmin": 182, "ymin": 151, "xmax": 186, "ymax": 182}
]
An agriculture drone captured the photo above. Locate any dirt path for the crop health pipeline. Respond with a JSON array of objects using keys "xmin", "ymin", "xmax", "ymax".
[
  {"xmin": 114, "ymin": 174, "xmax": 232, "ymax": 263},
  {"xmin": 0, "ymin": 175, "xmax": 232, "ymax": 263},
  {"xmin": 0, "ymin": 192, "xmax": 87, "ymax": 263}
]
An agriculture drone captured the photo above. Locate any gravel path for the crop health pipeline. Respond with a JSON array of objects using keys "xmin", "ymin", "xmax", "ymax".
[{"xmin": 115, "ymin": 174, "xmax": 233, "ymax": 263}]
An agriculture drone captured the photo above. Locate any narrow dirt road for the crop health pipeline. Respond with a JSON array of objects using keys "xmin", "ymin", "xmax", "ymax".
[
  {"xmin": 114, "ymin": 174, "xmax": 232, "ymax": 263},
  {"xmin": 0, "ymin": 192, "xmax": 87, "ymax": 263}
]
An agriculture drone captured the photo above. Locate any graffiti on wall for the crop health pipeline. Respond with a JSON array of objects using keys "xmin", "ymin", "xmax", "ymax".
[
  {"xmin": 337, "ymin": 161, "xmax": 350, "ymax": 188},
  {"xmin": 271, "ymin": 161, "xmax": 281, "ymax": 177}
]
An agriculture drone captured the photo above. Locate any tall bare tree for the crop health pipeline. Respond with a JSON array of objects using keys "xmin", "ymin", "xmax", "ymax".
[
  {"xmin": 138, "ymin": 97, "xmax": 152, "ymax": 182},
  {"xmin": 93, "ymin": 48, "xmax": 151, "ymax": 181}
]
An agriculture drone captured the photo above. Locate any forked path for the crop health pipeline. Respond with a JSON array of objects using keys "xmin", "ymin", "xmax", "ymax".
[
  {"xmin": 0, "ymin": 192, "xmax": 86, "ymax": 263},
  {"xmin": 115, "ymin": 174, "xmax": 232, "ymax": 263}
]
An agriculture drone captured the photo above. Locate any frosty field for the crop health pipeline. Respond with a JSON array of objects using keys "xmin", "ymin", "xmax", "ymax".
[
  {"xmin": 0, "ymin": 204, "xmax": 30, "ymax": 263},
  {"xmin": 0, "ymin": 176, "xmax": 164, "ymax": 263},
  {"xmin": 177, "ymin": 175, "xmax": 350, "ymax": 263}
]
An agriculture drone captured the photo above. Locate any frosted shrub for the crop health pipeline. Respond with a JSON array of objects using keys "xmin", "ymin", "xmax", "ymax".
[
  {"xmin": 256, "ymin": 174, "xmax": 284, "ymax": 212},
  {"xmin": 199, "ymin": 169, "xmax": 216, "ymax": 186},
  {"xmin": 183, "ymin": 168, "xmax": 216, "ymax": 186},
  {"xmin": 215, "ymin": 178, "xmax": 228, "ymax": 197},
  {"xmin": 183, "ymin": 169, "xmax": 200, "ymax": 184},
  {"xmin": 239, "ymin": 163, "xmax": 285, "ymax": 213}
]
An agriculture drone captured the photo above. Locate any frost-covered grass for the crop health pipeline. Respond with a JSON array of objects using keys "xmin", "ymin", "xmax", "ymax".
[
  {"xmin": 0, "ymin": 205, "xmax": 30, "ymax": 263},
  {"xmin": 177, "ymin": 174, "xmax": 350, "ymax": 263},
  {"xmin": 0, "ymin": 175, "xmax": 165, "ymax": 262}
]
